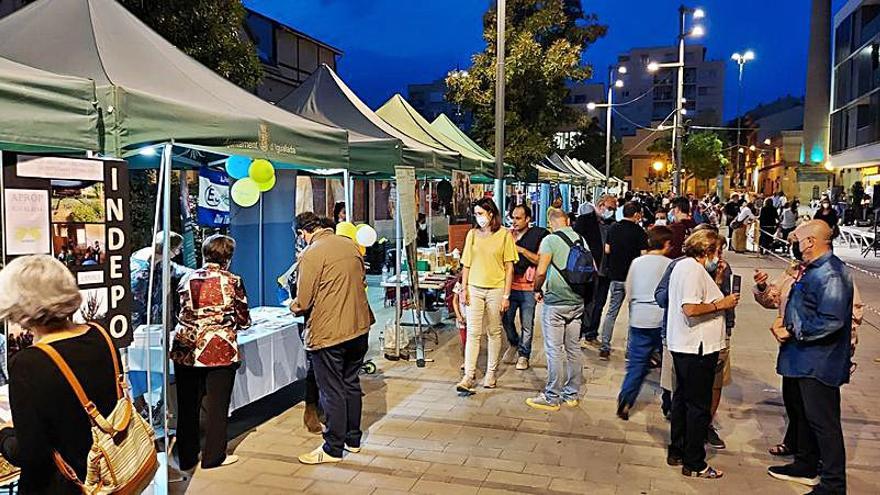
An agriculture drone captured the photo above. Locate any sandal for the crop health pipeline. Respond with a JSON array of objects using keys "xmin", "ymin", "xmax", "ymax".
[
  {"xmin": 769, "ymin": 444, "xmax": 793, "ymax": 456},
  {"xmin": 682, "ymin": 466, "xmax": 724, "ymax": 479}
]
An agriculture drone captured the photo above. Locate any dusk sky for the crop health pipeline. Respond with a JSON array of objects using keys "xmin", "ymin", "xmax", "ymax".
[{"xmin": 245, "ymin": 0, "xmax": 849, "ymax": 121}]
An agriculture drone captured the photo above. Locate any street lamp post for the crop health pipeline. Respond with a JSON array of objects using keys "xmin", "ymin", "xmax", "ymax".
[
  {"xmin": 731, "ymin": 50, "xmax": 755, "ymax": 190},
  {"xmin": 494, "ymin": 0, "xmax": 506, "ymax": 212},
  {"xmin": 588, "ymin": 66, "xmax": 626, "ymax": 193},
  {"xmin": 647, "ymin": 5, "xmax": 704, "ymax": 196}
]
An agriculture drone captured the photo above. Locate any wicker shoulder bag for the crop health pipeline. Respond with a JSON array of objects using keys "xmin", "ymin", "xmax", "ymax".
[{"xmin": 36, "ymin": 325, "xmax": 158, "ymax": 494}]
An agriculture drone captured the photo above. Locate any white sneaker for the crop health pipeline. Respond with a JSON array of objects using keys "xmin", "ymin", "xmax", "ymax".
[
  {"xmin": 220, "ymin": 454, "xmax": 239, "ymax": 467},
  {"xmin": 297, "ymin": 446, "xmax": 342, "ymax": 465},
  {"xmin": 515, "ymin": 356, "xmax": 529, "ymax": 370},
  {"xmin": 483, "ymin": 372, "xmax": 497, "ymax": 388},
  {"xmin": 344, "ymin": 444, "xmax": 361, "ymax": 454},
  {"xmin": 501, "ymin": 346, "xmax": 518, "ymax": 364}
]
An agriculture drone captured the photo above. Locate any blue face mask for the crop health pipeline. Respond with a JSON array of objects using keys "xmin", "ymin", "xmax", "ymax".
[
  {"xmin": 602, "ymin": 209, "xmax": 615, "ymax": 220},
  {"xmin": 704, "ymin": 257, "xmax": 719, "ymax": 273},
  {"xmin": 668, "ymin": 213, "xmax": 676, "ymax": 223}
]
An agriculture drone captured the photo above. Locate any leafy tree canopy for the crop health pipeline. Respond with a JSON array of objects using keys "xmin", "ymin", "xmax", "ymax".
[
  {"xmin": 648, "ymin": 131, "xmax": 729, "ymax": 182},
  {"xmin": 446, "ymin": 0, "xmax": 606, "ymax": 179}
]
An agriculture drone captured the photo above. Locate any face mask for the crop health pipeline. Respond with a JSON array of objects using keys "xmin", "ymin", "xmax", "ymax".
[
  {"xmin": 668, "ymin": 213, "xmax": 676, "ymax": 223},
  {"xmin": 419, "ymin": 223, "xmax": 427, "ymax": 231},
  {"xmin": 602, "ymin": 209, "xmax": 615, "ymax": 220},
  {"xmin": 654, "ymin": 219, "xmax": 667, "ymax": 226},
  {"xmin": 704, "ymin": 257, "xmax": 719, "ymax": 273},
  {"xmin": 475, "ymin": 214, "xmax": 490, "ymax": 228}
]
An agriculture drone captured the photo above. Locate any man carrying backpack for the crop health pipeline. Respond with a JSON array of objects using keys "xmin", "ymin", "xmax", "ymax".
[{"xmin": 527, "ymin": 209, "xmax": 593, "ymax": 411}]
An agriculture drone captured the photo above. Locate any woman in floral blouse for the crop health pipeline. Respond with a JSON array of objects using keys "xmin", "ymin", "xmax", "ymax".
[{"xmin": 171, "ymin": 234, "xmax": 250, "ymax": 471}]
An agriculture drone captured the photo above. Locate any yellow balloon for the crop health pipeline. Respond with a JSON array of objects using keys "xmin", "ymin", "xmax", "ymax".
[
  {"xmin": 248, "ymin": 159, "xmax": 275, "ymax": 183},
  {"xmin": 256, "ymin": 174, "xmax": 276, "ymax": 192},
  {"xmin": 230, "ymin": 178, "xmax": 260, "ymax": 207},
  {"xmin": 336, "ymin": 221, "xmax": 357, "ymax": 239},
  {"xmin": 358, "ymin": 245, "xmax": 366, "ymax": 256}
]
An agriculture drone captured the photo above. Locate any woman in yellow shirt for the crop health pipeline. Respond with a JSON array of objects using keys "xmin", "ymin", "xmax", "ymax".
[{"xmin": 457, "ymin": 197, "xmax": 518, "ymax": 394}]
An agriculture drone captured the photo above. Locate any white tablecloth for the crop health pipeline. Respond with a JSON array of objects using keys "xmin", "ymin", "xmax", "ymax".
[{"xmin": 127, "ymin": 306, "xmax": 307, "ymax": 412}]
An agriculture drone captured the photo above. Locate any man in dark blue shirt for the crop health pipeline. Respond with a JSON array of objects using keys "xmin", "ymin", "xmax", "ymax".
[{"xmin": 768, "ymin": 220, "xmax": 853, "ymax": 495}]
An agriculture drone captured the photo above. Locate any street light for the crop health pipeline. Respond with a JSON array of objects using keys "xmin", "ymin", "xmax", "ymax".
[
  {"xmin": 586, "ymin": 64, "xmax": 627, "ymax": 192},
  {"xmin": 645, "ymin": 5, "xmax": 707, "ymax": 194},
  {"xmin": 653, "ymin": 161, "xmax": 665, "ymax": 171},
  {"xmin": 731, "ymin": 49, "xmax": 756, "ymax": 189}
]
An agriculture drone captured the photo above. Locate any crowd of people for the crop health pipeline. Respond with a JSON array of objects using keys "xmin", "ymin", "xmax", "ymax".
[{"xmin": 0, "ymin": 185, "xmax": 863, "ymax": 494}]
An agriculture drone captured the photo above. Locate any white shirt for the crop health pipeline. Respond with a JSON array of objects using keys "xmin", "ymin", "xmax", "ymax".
[
  {"xmin": 666, "ymin": 257, "xmax": 727, "ymax": 355},
  {"xmin": 735, "ymin": 205, "xmax": 755, "ymax": 224}
]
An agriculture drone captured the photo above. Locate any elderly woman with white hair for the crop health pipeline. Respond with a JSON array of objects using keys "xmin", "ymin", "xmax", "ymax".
[{"xmin": 0, "ymin": 255, "xmax": 121, "ymax": 494}]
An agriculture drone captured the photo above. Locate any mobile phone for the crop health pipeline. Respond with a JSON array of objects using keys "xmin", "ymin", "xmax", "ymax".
[{"xmin": 732, "ymin": 274, "xmax": 742, "ymax": 294}]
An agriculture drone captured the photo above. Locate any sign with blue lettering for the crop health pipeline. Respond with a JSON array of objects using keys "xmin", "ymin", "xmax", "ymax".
[{"xmin": 197, "ymin": 167, "xmax": 230, "ymax": 228}]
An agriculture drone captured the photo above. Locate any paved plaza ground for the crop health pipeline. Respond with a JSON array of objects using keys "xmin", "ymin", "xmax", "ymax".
[{"xmin": 174, "ymin": 251, "xmax": 880, "ymax": 494}]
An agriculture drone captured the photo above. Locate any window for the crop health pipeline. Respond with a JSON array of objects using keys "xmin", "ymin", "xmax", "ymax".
[
  {"xmin": 698, "ymin": 87, "xmax": 709, "ymax": 96},
  {"xmin": 835, "ymin": 14, "xmax": 853, "ymax": 64},
  {"xmin": 299, "ymin": 39, "xmax": 319, "ymax": 72},
  {"xmin": 640, "ymin": 54, "xmax": 649, "ymax": 66},
  {"xmin": 574, "ymin": 94, "xmax": 587, "ymax": 104},
  {"xmin": 246, "ymin": 14, "xmax": 275, "ymax": 64},
  {"xmin": 623, "ymin": 91, "xmax": 630, "ymax": 98}
]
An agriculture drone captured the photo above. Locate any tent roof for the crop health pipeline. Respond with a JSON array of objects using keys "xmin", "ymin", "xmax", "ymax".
[
  {"xmin": 431, "ymin": 114, "xmax": 493, "ymax": 161},
  {"xmin": 276, "ymin": 64, "xmax": 454, "ymax": 174},
  {"xmin": 0, "ymin": 56, "xmax": 99, "ymax": 152},
  {"xmin": 377, "ymin": 94, "xmax": 489, "ymax": 174},
  {"xmin": 0, "ymin": 0, "xmax": 349, "ymax": 169}
]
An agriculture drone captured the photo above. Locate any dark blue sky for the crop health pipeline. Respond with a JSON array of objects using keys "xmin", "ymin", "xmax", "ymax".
[{"xmin": 245, "ymin": 0, "xmax": 848, "ymax": 120}]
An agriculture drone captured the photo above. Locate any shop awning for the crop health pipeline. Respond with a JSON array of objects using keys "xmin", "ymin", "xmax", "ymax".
[
  {"xmin": 276, "ymin": 64, "xmax": 454, "ymax": 175},
  {"xmin": 377, "ymin": 94, "xmax": 490, "ymax": 175},
  {"xmin": 0, "ymin": 56, "xmax": 99, "ymax": 152},
  {"xmin": 0, "ymin": 0, "xmax": 349, "ymax": 169}
]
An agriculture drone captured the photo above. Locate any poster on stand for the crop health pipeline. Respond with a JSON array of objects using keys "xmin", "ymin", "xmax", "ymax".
[
  {"xmin": 395, "ymin": 166, "xmax": 417, "ymax": 246},
  {"xmin": 1, "ymin": 154, "xmax": 133, "ymax": 355},
  {"xmin": 451, "ymin": 169, "xmax": 472, "ymax": 223}
]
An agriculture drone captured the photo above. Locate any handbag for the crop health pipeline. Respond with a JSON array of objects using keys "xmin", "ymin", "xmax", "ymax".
[{"xmin": 36, "ymin": 324, "xmax": 158, "ymax": 495}]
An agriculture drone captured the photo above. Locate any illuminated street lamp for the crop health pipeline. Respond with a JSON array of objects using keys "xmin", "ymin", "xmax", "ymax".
[
  {"xmin": 587, "ymin": 64, "xmax": 627, "ymax": 191},
  {"xmin": 731, "ymin": 49, "xmax": 756, "ymax": 188},
  {"xmin": 653, "ymin": 161, "xmax": 665, "ymax": 171}
]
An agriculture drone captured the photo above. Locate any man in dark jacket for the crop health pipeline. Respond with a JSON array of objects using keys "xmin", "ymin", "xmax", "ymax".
[{"xmin": 577, "ymin": 195, "xmax": 617, "ymax": 346}]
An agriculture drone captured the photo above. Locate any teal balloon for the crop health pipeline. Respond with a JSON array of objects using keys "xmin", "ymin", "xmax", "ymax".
[
  {"xmin": 225, "ymin": 155, "xmax": 251, "ymax": 179},
  {"xmin": 231, "ymin": 178, "xmax": 260, "ymax": 207}
]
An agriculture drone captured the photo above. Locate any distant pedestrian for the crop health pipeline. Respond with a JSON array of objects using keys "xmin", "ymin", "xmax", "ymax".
[
  {"xmin": 616, "ymin": 226, "xmax": 673, "ymax": 420},
  {"xmin": 731, "ymin": 202, "xmax": 755, "ymax": 253},
  {"xmin": 666, "ymin": 197, "xmax": 697, "ymax": 259},
  {"xmin": 579, "ymin": 195, "xmax": 617, "ymax": 346},
  {"xmin": 759, "ymin": 199, "xmax": 779, "ymax": 255}
]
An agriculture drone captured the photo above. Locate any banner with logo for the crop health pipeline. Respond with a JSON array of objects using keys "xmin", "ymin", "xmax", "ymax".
[{"xmin": 198, "ymin": 167, "xmax": 230, "ymax": 228}]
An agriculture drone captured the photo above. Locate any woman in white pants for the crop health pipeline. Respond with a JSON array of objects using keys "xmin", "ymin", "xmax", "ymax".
[{"xmin": 456, "ymin": 197, "xmax": 518, "ymax": 393}]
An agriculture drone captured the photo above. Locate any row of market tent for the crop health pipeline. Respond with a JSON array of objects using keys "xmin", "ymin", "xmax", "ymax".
[{"xmin": 0, "ymin": 0, "xmax": 621, "ymax": 188}]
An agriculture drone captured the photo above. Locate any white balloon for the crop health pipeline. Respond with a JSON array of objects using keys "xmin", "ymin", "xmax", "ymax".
[{"xmin": 355, "ymin": 224, "xmax": 378, "ymax": 247}]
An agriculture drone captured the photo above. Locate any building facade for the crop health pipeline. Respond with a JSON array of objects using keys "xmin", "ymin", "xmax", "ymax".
[
  {"xmin": 831, "ymin": 0, "xmax": 880, "ymax": 193},
  {"xmin": 244, "ymin": 10, "xmax": 342, "ymax": 104},
  {"xmin": 613, "ymin": 45, "xmax": 725, "ymax": 137},
  {"xmin": 407, "ymin": 77, "xmax": 473, "ymax": 130}
]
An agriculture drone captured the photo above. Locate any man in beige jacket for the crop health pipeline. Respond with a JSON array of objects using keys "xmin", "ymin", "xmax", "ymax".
[{"xmin": 290, "ymin": 212, "xmax": 375, "ymax": 465}]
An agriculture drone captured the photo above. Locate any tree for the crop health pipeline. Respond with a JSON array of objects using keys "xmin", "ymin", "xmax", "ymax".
[
  {"xmin": 446, "ymin": 0, "xmax": 607, "ymax": 179},
  {"xmin": 647, "ymin": 131, "xmax": 728, "ymax": 189}
]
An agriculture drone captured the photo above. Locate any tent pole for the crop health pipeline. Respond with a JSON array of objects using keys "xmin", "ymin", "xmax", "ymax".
[
  {"xmin": 144, "ymin": 144, "xmax": 165, "ymax": 437},
  {"xmin": 160, "ymin": 142, "xmax": 173, "ymax": 467},
  {"xmin": 259, "ymin": 195, "xmax": 264, "ymax": 306},
  {"xmin": 343, "ymin": 169, "xmax": 352, "ymax": 221},
  {"xmin": 427, "ymin": 180, "xmax": 433, "ymax": 245},
  {"xmin": 394, "ymin": 180, "xmax": 402, "ymax": 358}
]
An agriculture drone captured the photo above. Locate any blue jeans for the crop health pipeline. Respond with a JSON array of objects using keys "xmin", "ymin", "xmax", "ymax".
[
  {"xmin": 618, "ymin": 327, "xmax": 662, "ymax": 408},
  {"xmin": 542, "ymin": 304, "xmax": 584, "ymax": 403},
  {"xmin": 502, "ymin": 289, "xmax": 536, "ymax": 358},
  {"xmin": 600, "ymin": 281, "xmax": 626, "ymax": 353}
]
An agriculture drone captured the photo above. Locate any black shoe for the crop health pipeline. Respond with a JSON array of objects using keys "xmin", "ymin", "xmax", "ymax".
[
  {"xmin": 767, "ymin": 464, "xmax": 819, "ymax": 487},
  {"xmin": 706, "ymin": 425, "xmax": 726, "ymax": 450},
  {"xmin": 599, "ymin": 350, "xmax": 610, "ymax": 361},
  {"xmin": 666, "ymin": 454, "xmax": 683, "ymax": 467},
  {"xmin": 616, "ymin": 403, "xmax": 630, "ymax": 421}
]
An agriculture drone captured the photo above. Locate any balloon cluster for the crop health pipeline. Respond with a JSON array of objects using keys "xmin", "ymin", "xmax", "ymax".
[
  {"xmin": 336, "ymin": 222, "xmax": 378, "ymax": 255},
  {"xmin": 226, "ymin": 155, "xmax": 277, "ymax": 207}
]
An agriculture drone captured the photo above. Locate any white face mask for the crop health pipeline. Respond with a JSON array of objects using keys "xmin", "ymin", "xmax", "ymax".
[
  {"xmin": 476, "ymin": 214, "xmax": 490, "ymax": 228},
  {"xmin": 654, "ymin": 219, "xmax": 667, "ymax": 226},
  {"xmin": 418, "ymin": 222, "xmax": 427, "ymax": 231}
]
